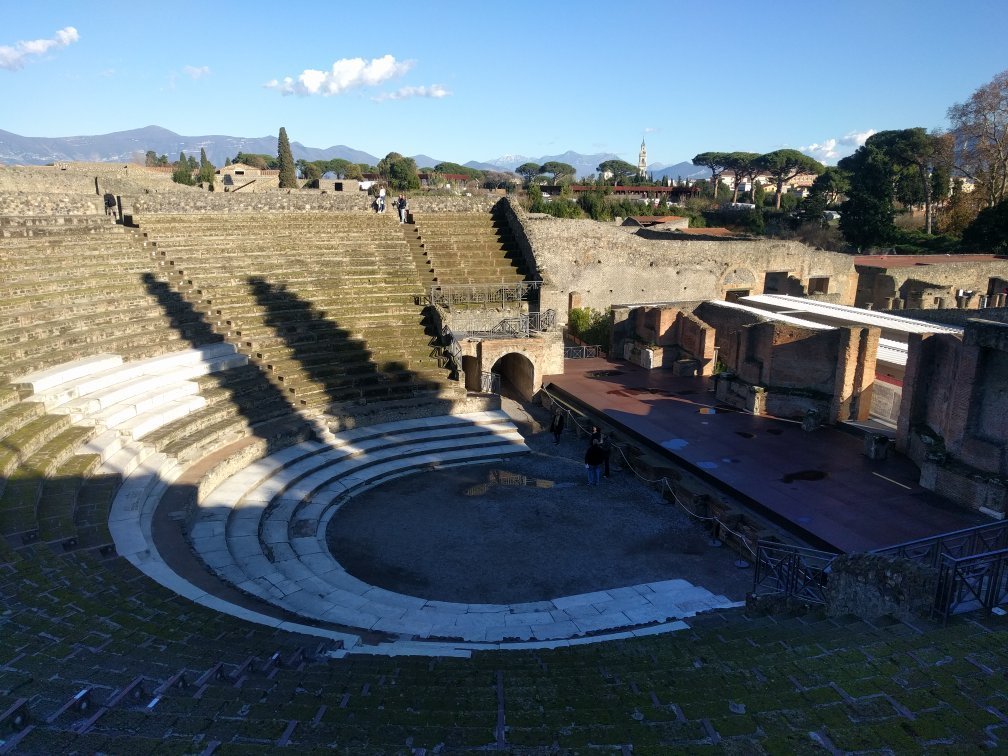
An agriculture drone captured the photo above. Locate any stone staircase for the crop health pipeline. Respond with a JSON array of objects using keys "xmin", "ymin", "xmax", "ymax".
[{"xmin": 408, "ymin": 210, "xmax": 529, "ymax": 286}]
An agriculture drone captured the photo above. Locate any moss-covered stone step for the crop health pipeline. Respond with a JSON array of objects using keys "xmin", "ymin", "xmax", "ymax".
[
  {"xmin": 72, "ymin": 474, "xmax": 119, "ymax": 546},
  {"xmin": 0, "ymin": 294, "xmax": 181, "ymax": 331},
  {"xmin": 0, "ymin": 382, "xmax": 21, "ymax": 412},
  {"xmin": 37, "ymin": 452, "xmax": 101, "ymax": 542},
  {"xmin": 0, "ymin": 319, "xmax": 206, "ymax": 369},
  {"xmin": 0, "ymin": 400, "xmax": 46, "ymax": 440},
  {"xmin": 0, "ymin": 413, "xmax": 72, "ymax": 477},
  {"xmin": 0, "ymin": 312, "xmax": 200, "ymax": 361},
  {"xmin": 0, "ymin": 425, "xmax": 94, "ymax": 536},
  {"xmin": 0, "ymin": 269, "xmax": 158, "ymax": 299}
]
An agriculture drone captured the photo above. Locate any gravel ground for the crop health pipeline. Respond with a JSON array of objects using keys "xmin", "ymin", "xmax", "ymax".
[{"xmin": 325, "ymin": 403, "xmax": 752, "ymax": 604}]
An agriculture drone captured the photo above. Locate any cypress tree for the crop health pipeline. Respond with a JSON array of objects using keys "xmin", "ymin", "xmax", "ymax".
[
  {"xmin": 198, "ymin": 148, "xmax": 215, "ymax": 186},
  {"xmin": 172, "ymin": 151, "xmax": 194, "ymax": 185},
  {"xmin": 277, "ymin": 127, "xmax": 297, "ymax": 188}
]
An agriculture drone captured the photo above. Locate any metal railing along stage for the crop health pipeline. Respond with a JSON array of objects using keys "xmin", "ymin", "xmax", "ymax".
[
  {"xmin": 428, "ymin": 281, "xmax": 541, "ymax": 308},
  {"xmin": 564, "ymin": 345, "xmax": 604, "ymax": 359}
]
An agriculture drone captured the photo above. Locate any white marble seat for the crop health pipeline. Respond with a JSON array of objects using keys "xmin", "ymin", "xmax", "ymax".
[
  {"xmin": 189, "ymin": 412, "xmax": 528, "ymax": 617},
  {"xmin": 13, "ymin": 353, "xmax": 123, "ymax": 394}
]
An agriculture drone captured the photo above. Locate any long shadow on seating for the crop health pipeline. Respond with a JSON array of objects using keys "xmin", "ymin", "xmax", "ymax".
[
  {"xmin": 141, "ymin": 272, "xmax": 315, "ymax": 442},
  {"xmin": 247, "ymin": 276, "xmax": 452, "ymax": 415}
]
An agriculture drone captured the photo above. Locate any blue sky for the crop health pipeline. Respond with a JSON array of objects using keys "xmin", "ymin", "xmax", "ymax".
[{"xmin": 2, "ymin": 0, "xmax": 1006, "ymax": 166}]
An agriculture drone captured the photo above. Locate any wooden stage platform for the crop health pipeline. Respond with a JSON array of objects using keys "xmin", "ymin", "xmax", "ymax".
[{"xmin": 544, "ymin": 358, "xmax": 988, "ymax": 553}]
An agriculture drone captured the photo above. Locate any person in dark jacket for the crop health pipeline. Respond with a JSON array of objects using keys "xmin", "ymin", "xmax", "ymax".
[
  {"xmin": 585, "ymin": 439, "xmax": 606, "ymax": 486},
  {"xmin": 550, "ymin": 411, "xmax": 565, "ymax": 444}
]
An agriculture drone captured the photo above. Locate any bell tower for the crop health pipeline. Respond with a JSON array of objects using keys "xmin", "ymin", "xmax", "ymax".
[{"xmin": 637, "ymin": 138, "xmax": 647, "ymax": 178}]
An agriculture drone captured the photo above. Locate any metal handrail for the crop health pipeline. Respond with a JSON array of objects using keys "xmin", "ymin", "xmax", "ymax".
[
  {"xmin": 480, "ymin": 371, "xmax": 501, "ymax": 394},
  {"xmin": 872, "ymin": 519, "xmax": 1008, "ymax": 568},
  {"xmin": 752, "ymin": 540, "xmax": 838, "ymax": 606},
  {"xmin": 564, "ymin": 345, "xmax": 604, "ymax": 359},
  {"xmin": 934, "ymin": 546, "xmax": 1008, "ymax": 624},
  {"xmin": 428, "ymin": 280, "xmax": 541, "ymax": 308},
  {"xmin": 450, "ymin": 309, "xmax": 558, "ymax": 340}
]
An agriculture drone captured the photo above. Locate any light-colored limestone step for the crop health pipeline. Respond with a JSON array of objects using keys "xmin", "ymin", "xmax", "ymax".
[
  {"xmin": 30, "ymin": 344, "xmax": 241, "ymax": 411},
  {"xmin": 79, "ymin": 429, "xmax": 126, "ymax": 463},
  {"xmin": 14, "ymin": 353, "xmax": 123, "ymax": 394},
  {"xmin": 53, "ymin": 353, "xmax": 245, "ymax": 419},
  {"xmin": 89, "ymin": 381, "xmax": 202, "ymax": 431},
  {"xmin": 202, "ymin": 439, "xmax": 527, "ymax": 615},
  {"xmin": 116, "ymin": 394, "xmax": 210, "ymax": 441},
  {"xmin": 98, "ymin": 440, "xmax": 156, "ymax": 478}
]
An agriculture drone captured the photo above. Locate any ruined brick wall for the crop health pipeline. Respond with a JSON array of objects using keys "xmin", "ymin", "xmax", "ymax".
[
  {"xmin": 884, "ymin": 307, "xmax": 1008, "ymax": 326},
  {"xmin": 513, "ymin": 211, "xmax": 858, "ymax": 327},
  {"xmin": 673, "ymin": 311, "xmax": 716, "ymax": 371},
  {"xmin": 856, "ymin": 260, "xmax": 1008, "ymax": 309},
  {"xmin": 695, "ymin": 302, "xmax": 876, "ymax": 421},
  {"xmin": 898, "ymin": 320, "xmax": 1008, "ymax": 513},
  {"xmin": 825, "ymin": 554, "xmax": 938, "ymax": 621}
]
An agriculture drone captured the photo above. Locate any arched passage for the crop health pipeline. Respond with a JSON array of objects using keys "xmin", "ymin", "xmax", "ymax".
[{"xmin": 491, "ymin": 352, "xmax": 536, "ymax": 400}]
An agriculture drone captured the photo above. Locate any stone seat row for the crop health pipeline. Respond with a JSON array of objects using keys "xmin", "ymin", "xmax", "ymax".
[
  {"xmin": 1, "ymin": 346, "xmax": 245, "ymax": 541},
  {"xmin": 0, "ymin": 214, "xmax": 113, "ymax": 228},
  {"xmin": 148, "ymin": 238, "xmax": 412, "ymax": 255},
  {"xmin": 140, "ymin": 229, "xmax": 409, "ymax": 246},
  {"xmin": 0, "ymin": 294, "xmax": 177, "ymax": 331},
  {"xmin": 138, "ymin": 212, "xmax": 401, "ymax": 227},
  {"xmin": 0, "ymin": 225, "xmax": 126, "ymax": 241},
  {"xmin": 215, "ymin": 313, "xmax": 431, "ymax": 346},
  {"xmin": 170, "ymin": 271, "xmax": 423, "ymax": 294},
  {"xmin": 108, "ymin": 411, "xmax": 529, "ymax": 651},
  {"xmin": 192, "ymin": 294, "xmax": 426, "ymax": 324},
  {"xmin": 0, "ymin": 258, "xmax": 155, "ymax": 282},
  {"xmin": 0, "ymin": 313, "xmax": 214, "ymax": 371},
  {"xmin": 0, "ymin": 235, "xmax": 143, "ymax": 254},
  {"xmin": 1, "ymin": 331, "xmax": 222, "ymax": 388},
  {"xmin": 1, "ymin": 346, "xmax": 326, "ymax": 544},
  {"xmin": 0, "ymin": 272, "xmax": 162, "ymax": 302},
  {"xmin": 0, "ymin": 311, "xmax": 203, "ymax": 359}
]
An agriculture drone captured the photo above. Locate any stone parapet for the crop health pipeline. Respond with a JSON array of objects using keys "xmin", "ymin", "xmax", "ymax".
[{"xmin": 131, "ymin": 191, "xmax": 497, "ymax": 216}]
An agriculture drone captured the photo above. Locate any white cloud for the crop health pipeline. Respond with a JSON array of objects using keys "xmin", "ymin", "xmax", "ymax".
[
  {"xmin": 643, "ymin": 127, "xmax": 659, "ymax": 134},
  {"xmin": 265, "ymin": 54, "xmax": 413, "ymax": 96},
  {"xmin": 0, "ymin": 26, "xmax": 79, "ymax": 71},
  {"xmin": 839, "ymin": 129, "xmax": 877, "ymax": 147},
  {"xmin": 800, "ymin": 129, "xmax": 878, "ymax": 164},
  {"xmin": 183, "ymin": 65, "xmax": 210, "ymax": 80},
  {"xmin": 801, "ymin": 138, "xmax": 840, "ymax": 162},
  {"xmin": 372, "ymin": 84, "xmax": 450, "ymax": 102}
]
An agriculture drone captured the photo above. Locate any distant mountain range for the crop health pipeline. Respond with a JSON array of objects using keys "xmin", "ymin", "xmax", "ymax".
[
  {"xmin": 0, "ymin": 126, "xmax": 380, "ymax": 169},
  {"xmin": 0, "ymin": 126, "xmax": 705, "ymax": 179}
]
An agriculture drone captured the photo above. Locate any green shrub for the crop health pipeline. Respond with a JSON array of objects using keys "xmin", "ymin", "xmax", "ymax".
[{"xmin": 568, "ymin": 307, "xmax": 612, "ymax": 348}]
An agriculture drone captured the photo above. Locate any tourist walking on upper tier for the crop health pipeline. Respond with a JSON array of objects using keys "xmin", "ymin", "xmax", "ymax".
[
  {"xmin": 550, "ymin": 411, "xmax": 565, "ymax": 445},
  {"xmin": 585, "ymin": 439, "xmax": 606, "ymax": 486},
  {"xmin": 397, "ymin": 194, "xmax": 408, "ymax": 224},
  {"xmin": 378, "ymin": 185, "xmax": 386, "ymax": 213}
]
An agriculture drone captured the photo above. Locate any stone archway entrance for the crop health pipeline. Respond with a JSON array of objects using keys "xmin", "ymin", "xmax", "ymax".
[{"xmin": 490, "ymin": 352, "xmax": 536, "ymax": 400}]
